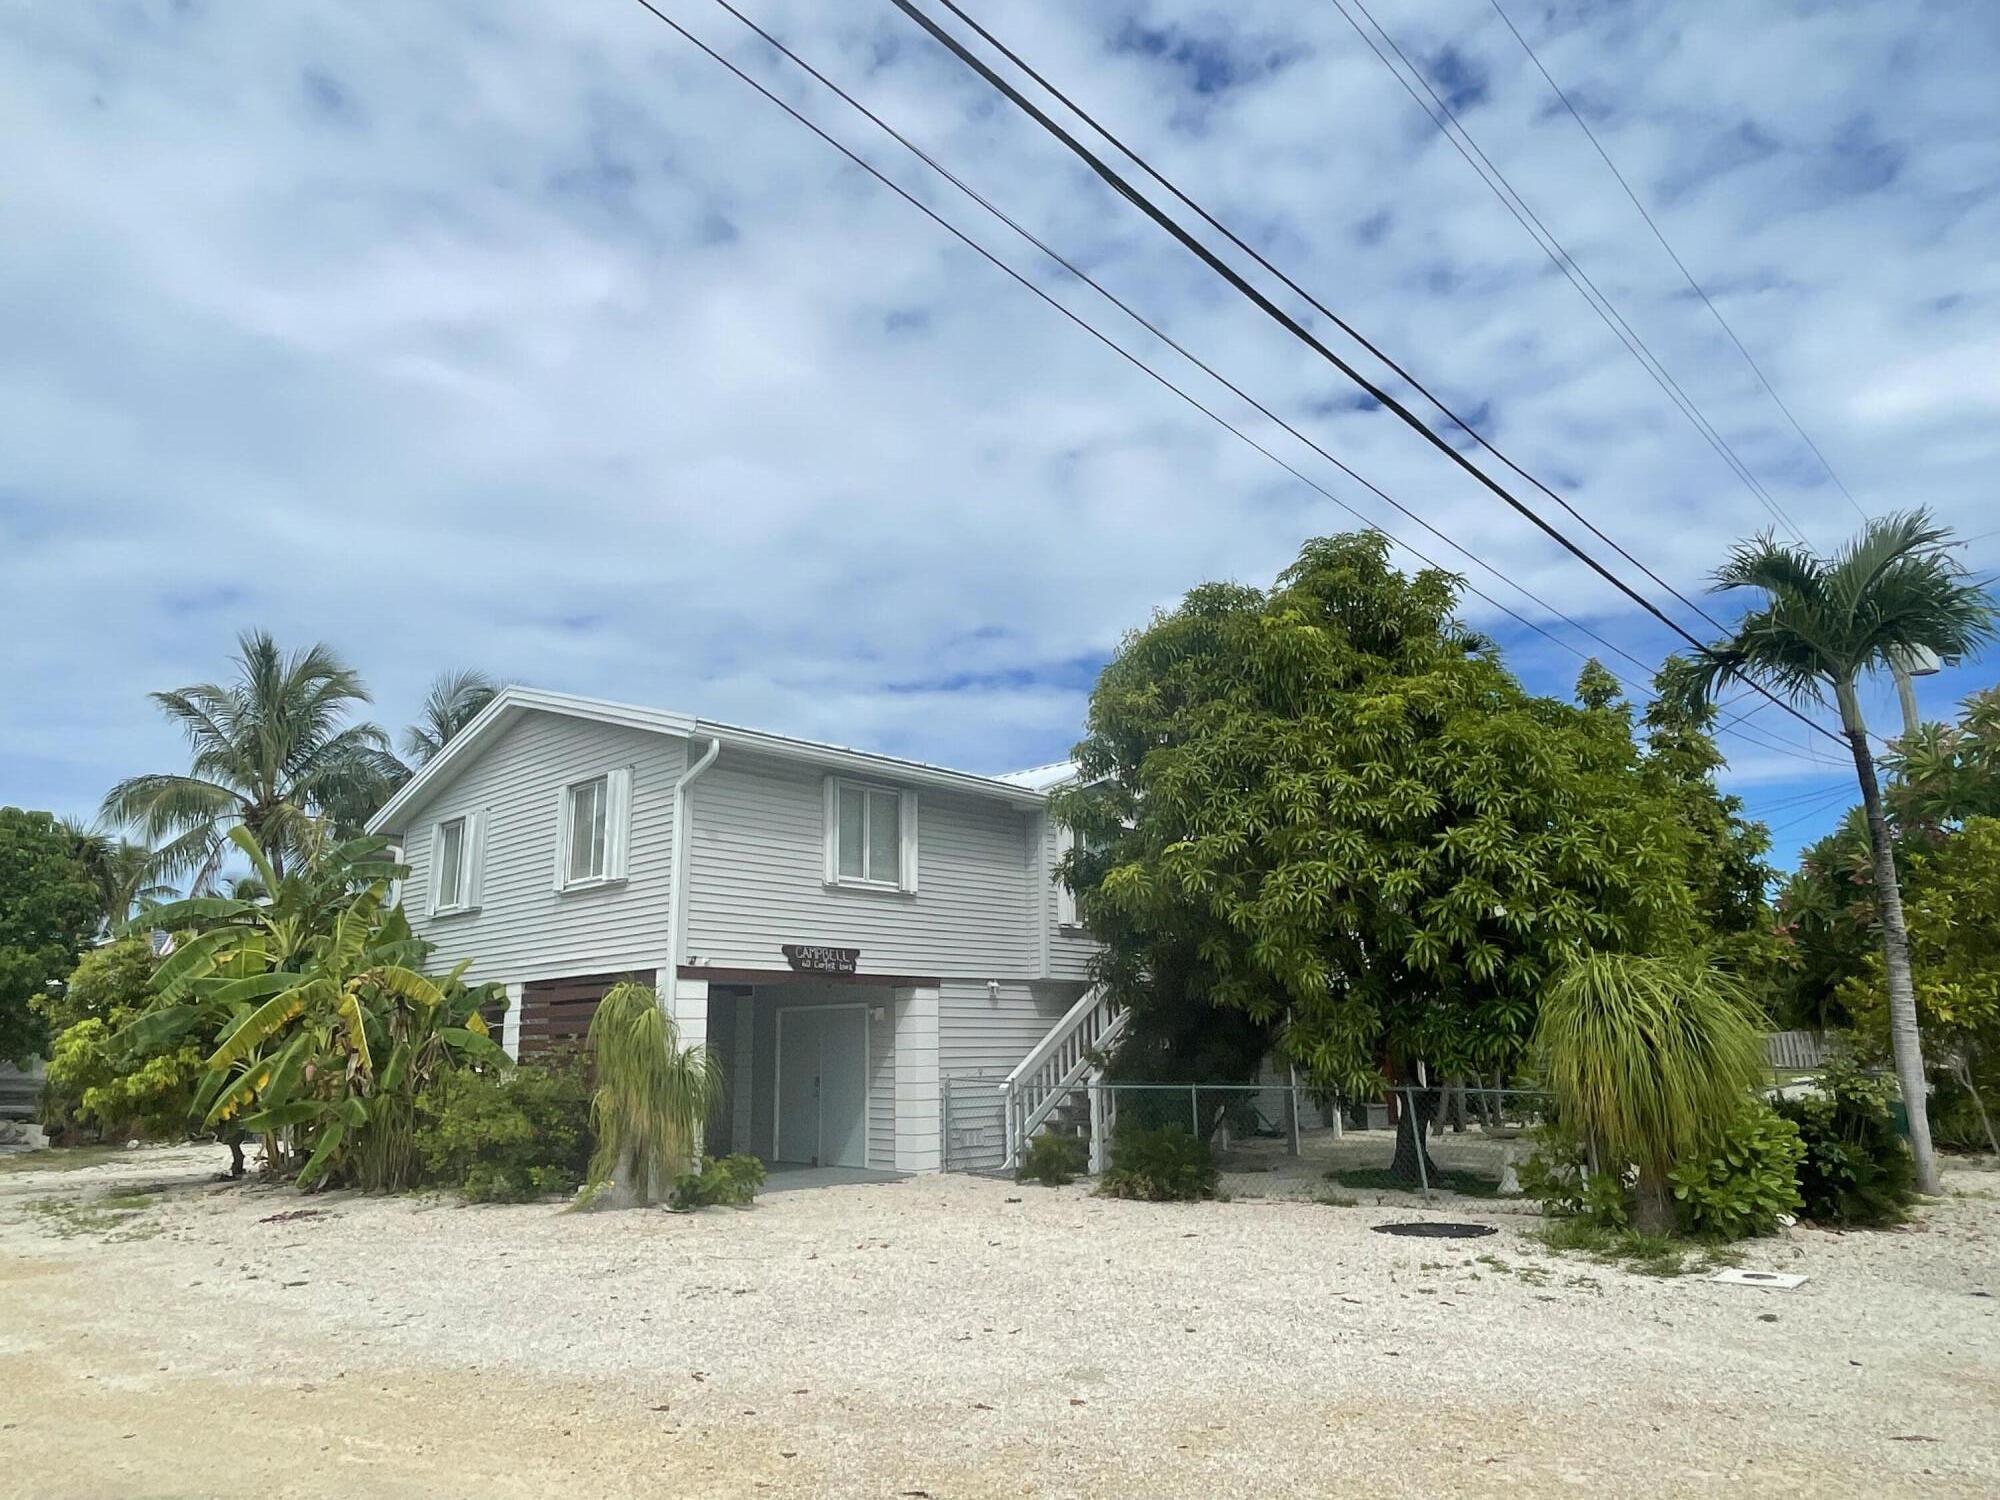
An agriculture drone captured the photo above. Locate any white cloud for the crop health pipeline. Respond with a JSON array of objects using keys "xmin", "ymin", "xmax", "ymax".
[{"xmin": 1, "ymin": 0, "xmax": 1994, "ymax": 867}]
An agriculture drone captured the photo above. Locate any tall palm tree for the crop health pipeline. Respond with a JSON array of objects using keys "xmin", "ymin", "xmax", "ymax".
[
  {"xmin": 1690, "ymin": 510, "xmax": 1996, "ymax": 1194},
  {"xmin": 101, "ymin": 631, "xmax": 394, "ymax": 891},
  {"xmin": 58, "ymin": 821, "xmax": 175, "ymax": 932},
  {"xmin": 401, "ymin": 669, "xmax": 499, "ymax": 768}
]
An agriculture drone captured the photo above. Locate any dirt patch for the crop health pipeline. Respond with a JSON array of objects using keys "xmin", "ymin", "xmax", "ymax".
[{"xmin": 2, "ymin": 1144, "xmax": 1996, "ymax": 1498}]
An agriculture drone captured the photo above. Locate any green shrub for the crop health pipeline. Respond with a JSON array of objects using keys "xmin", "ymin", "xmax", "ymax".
[
  {"xmin": 1017, "ymin": 1131, "xmax": 1084, "ymax": 1187},
  {"xmin": 1100, "ymin": 1124, "xmax": 1217, "ymax": 1202},
  {"xmin": 1668, "ymin": 1105, "xmax": 1804, "ymax": 1240},
  {"xmin": 1773, "ymin": 1061, "xmax": 1918, "ymax": 1227},
  {"xmin": 669, "ymin": 1153, "xmax": 766, "ymax": 1210},
  {"xmin": 1928, "ymin": 1068, "xmax": 2000, "ymax": 1153},
  {"xmin": 1517, "ymin": 1127, "xmax": 1630, "ymax": 1227},
  {"xmin": 412, "ymin": 1057, "xmax": 592, "ymax": 1203}
]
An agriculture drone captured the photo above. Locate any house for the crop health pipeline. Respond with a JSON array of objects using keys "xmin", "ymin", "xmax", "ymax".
[{"xmin": 366, "ymin": 687, "xmax": 1111, "ymax": 1173}]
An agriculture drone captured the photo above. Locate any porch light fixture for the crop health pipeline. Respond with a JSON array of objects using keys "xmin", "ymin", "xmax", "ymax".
[{"xmin": 987, "ymin": 979, "xmax": 1000, "ymax": 1002}]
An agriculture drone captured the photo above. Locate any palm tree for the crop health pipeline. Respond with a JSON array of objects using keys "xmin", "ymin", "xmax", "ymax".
[
  {"xmin": 401, "ymin": 669, "xmax": 499, "ymax": 768},
  {"xmin": 101, "ymin": 631, "xmax": 395, "ymax": 891},
  {"xmin": 58, "ymin": 820, "xmax": 174, "ymax": 932},
  {"xmin": 1537, "ymin": 951, "xmax": 1767, "ymax": 1234},
  {"xmin": 1690, "ymin": 510, "xmax": 1996, "ymax": 1194},
  {"xmin": 581, "ymin": 982, "xmax": 723, "ymax": 1208}
]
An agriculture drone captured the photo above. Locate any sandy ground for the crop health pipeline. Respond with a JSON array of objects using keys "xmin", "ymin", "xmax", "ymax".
[{"xmin": 1, "ymin": 1145, "xmax": 1996, "ymax": 1499}]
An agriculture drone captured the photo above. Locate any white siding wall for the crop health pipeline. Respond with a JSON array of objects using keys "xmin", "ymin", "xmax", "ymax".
[
  {"xmin": 391, "ymin": 712, "xmax": 686, "ymax": 986},
  {"xmin": 939, "ymin": 978, "xmax": 1087, "ymax": 1079},
  {"xmin": 684, "ymin": 751, "xmax": 1037, "ymax": 978}
]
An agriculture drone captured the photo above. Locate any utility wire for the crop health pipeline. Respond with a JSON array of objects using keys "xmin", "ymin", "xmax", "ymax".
[
  {"xmin": 920, "ymin": 0, "xmax": 1737, "ymax": 639},
  {"xmin": 618, "ymin": 0, "xmax": 1829, "ymax": 770},
  {"xmin": 1484, "ymin": 0, "xmax": 1870, "ymax": 524},
  {"xmin": 1326, "ymin": 0, "xmax": 1812, "ymax": 546},
  {"xmin": 696, "ymin": 0, "xmax": 1662, "ymax": 682},
  {"xmin": 886, "ymin": 0, "xmax": 1849, "ymax": 750}
]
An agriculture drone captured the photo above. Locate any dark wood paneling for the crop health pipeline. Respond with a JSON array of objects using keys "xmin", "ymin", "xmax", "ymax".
[{"xmin": 517, "ymin": 971, "xmax": 644, "ymax": 1057}]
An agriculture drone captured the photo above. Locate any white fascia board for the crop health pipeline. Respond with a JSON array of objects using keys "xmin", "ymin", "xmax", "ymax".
[{"xmin": 696, "ymin": 720, "xmax": 1049, "ymax": 808}]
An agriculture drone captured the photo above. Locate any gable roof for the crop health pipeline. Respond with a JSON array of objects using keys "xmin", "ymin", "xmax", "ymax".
[
  {"xmin": 993, "ymin": 760, "xmax": 1080, "ymax": 792},
  {"xmin": 365, "ymin": 685, "xmax": 1050, "ymax": 834}
]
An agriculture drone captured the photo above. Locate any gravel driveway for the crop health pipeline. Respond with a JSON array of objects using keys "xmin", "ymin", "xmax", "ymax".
[{"xmin": 2, "ymin": 1144, "xmax": 1995, "ymax": 1498}]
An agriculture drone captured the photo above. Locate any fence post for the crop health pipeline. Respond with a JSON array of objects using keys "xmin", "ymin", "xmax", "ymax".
[
  {"xmin": 1285, "ymin": 1061, "xmax": 1302, "ymax": 1158},
  {"xmin": 1408, "ymin": 1086, "xmax": 1431, "ymax": 1204},
  {"xmin": 941, "ymin": 1077, "xmax": 952, "ymax": 1173},
  {"xmin": 1089, "ymin": 1084, "xmax": 1106, "ymax": 1175}
]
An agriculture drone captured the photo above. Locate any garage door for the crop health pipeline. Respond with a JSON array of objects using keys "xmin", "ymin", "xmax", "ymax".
[{"xmin": 775, "ymin": 1006, "xmax": 868, "ymax": 1168}]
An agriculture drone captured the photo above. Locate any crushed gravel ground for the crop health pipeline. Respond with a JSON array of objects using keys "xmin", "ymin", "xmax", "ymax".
[{"xmin": 2, "ymin": 1143, "xmax": 1996, "ymax": 1498}]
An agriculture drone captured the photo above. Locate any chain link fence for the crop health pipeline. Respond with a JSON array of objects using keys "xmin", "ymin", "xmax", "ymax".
[{"xmin": 945, "ymin": 1074, "xmax": 1554, "ymax": 1201}]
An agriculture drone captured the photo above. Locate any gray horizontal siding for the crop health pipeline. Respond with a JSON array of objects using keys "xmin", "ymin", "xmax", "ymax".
[
  {"xmin": 389, "ymin": 711, "xmax": 685, "ymax": 986},
  {"xmin": 685, "ymin": 751, "xmax": 1037, "ymax": 978},
  {"xmin": 939, "ymin": 978, "xmax": 1086, "ymax": 1079}
]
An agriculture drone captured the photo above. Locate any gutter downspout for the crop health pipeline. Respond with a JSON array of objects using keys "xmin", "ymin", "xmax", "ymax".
[{"xmin": 663, "ymin": 736, "xmax": 722, "ymax": 1016}]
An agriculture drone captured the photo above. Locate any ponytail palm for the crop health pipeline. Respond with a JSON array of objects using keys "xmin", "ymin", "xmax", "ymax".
[
  {"xmin": 1689, "ymin": 510, "xmax": 1995, "ymax": 1193},
  {"xmin": 1537, "ymin": 951, "xmax": 1766, "ymax": 1233},
  {"xmin": 582, "ymin": 983, "xmax": 723, "ymax": 1208},
  {"xmin": 101, "ymin": 630, "xmax": 396, "ymax": 891}
]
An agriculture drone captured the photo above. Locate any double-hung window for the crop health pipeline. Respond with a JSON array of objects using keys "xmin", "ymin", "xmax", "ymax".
[
  {"xmin": 555, "ymin": 768, "xmax": 631, "ymax": 891},
  {"xmin": 430, "ymin": 813, "xmax": 482, "ymax": 915},
  {"xmin": 824, "ymin": 778, "xmax": 917, "ymax": 892}
]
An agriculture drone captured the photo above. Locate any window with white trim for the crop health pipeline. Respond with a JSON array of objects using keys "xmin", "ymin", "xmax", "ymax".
[
  {"xmin": 430, "ymin": 814, "xmax": 481, "ymax": 915},
  {"xmin": 1056, "ymin": 822, "xmax": 1107, "ymax": 929},
  {"xmin": 823, "ymin": 777, "xmax": 917, "ymax": 892},
  {"xmin": 555, "ymin": 769, "xmax": 631, "ymax": 890}
]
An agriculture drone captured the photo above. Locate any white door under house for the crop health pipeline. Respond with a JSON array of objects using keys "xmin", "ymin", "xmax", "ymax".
[{"xmin": 774, "ymin": 1005, "xmax": 869, "ymax": 1168}]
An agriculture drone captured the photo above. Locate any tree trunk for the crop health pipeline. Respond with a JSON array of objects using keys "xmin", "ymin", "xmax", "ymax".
[
  {"xmin": 1633, "ymin": 1167, "xmax": 1673, "ymax": 1236},
  {"xmin": 226, "ymin": 1138, "xmax": 245, "ymax": 1179},
  {"xmin": 1839, "ymin": 682, "xmax": 1942, "ymax": 1195}
]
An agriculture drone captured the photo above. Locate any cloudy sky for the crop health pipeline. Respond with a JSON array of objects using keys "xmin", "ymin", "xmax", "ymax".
[{"xmin": 3, "ymin": 0, "xmax": 1996, "ymax": 868}]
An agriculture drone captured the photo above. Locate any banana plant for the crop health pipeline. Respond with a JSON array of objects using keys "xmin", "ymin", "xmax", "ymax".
[{"xmin": 118, "ymin": 825, "xmax": 504, "ymax": 1188}]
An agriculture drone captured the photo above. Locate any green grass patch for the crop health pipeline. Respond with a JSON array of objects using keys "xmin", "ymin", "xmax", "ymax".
[
  {"xmin": 1331, "ymin": 1166, "xmax": 1502, "ymax": 1198},
  {"xmin": 26, "ymin": 1188, "xmax": 159, "ymax": 1241},
  {"xmin": 1531, "ymin": 1218, "xmax": 1742, "ymax": 1279},
  {"xmin": 0, "ymin": 1144, "xmax": 130, "ymax": 1175}
]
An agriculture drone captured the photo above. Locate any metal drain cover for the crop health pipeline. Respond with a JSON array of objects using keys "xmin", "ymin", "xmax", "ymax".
[{"xmin": 1370, "ymin": 1221, "xmax": 1497, "ymax": 1239}]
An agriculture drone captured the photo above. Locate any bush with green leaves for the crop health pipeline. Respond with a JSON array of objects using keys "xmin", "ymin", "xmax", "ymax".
[
  {"xmin": 1667, "ymin": 1105, "xmax": 1804, "ymax": 1240},
  {"xmin": 1100, "ymin": 1124, "xmax": 1217, "ymax": 1202},
  {"xmin": 1016, "ymin": 1131, "xmax": 1085, "ymax": 1187},
  {"xmin": 412, "ymin": 1056, "xmax": 592, "ymax": 1203},
  {"xmin": 1773, "ymin": 1060, "xmax": 1918, "ymax": 1227},
  {"xmin": 668, "ymin": 1153, "xmax": 766, "ymax": 1210},
  {"xmin": 1516, "ymin": 1127, "xmax": 1630, "ymax": 1227},
  {"xmin": 39, "ymin": 937, "xmax": 206, "ymax": 1143}
]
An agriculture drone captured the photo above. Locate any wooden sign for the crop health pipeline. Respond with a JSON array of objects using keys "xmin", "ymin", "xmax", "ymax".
[{"xmin": 781, "ymin": 944, "xmax": 860, "ymax": 975}]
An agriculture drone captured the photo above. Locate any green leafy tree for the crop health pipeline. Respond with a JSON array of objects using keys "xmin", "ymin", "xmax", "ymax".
[
  {"xmin": 400, "ymin": 669, "xmax": 499, "ymax": 768},
  {"xmin": 580, "ymin": 982, "xmax": 723, "ymax": 1208},
  {"xmin": 0, "ymin": 808, "xmax": 101, "ymax": 1068},
  {"xmin": 1535, "ymin": 951, "xmax": 1768, "ymax": 1234},
  {"xmin": 38, "ymin": 938, "xmax": 205, "ymax": 1142},
  {"xmin": 1689, "ymin": 511, "xmax": 1996, "ymax": 1192},
  {"xmin": 101, "ymin": 630, "xmax": 396, "ymax": 890},
  {"xmin": 56, "ymin": 821, "xmax": 174, "ymax": 933},
  {"xmin": 1057, "ymin": 534, "xmax": 1720, "ymax": 1178}
]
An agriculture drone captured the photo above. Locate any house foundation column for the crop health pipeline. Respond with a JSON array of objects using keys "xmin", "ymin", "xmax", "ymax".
[
  {"xmin": 501, "ymin": 981, "xmax": 524, "ymax": 1061},
  {"xmin": 893, "ymin": 984, "xmax": 941, "ymax": 1172}
]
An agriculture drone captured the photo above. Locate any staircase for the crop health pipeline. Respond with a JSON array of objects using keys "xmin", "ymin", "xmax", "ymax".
[{"xmin": 999, "ymin": 984, "xmax": 1128, "ymax": 1173}]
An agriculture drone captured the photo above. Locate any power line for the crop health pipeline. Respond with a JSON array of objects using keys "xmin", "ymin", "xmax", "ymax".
[
  {"xmin": 619, "ymin": 0, "xmax": 1831, "ymax": 772},
  {"xmin": 1325, "ymin": 0, "xmax": 1812, "ymax": 546},
  {"xmin": 918, "ymin": 0, "xmax": 1737, "ymax": 641},
  {"xmin": 886, "ymin": 0, "xmax": 1849, "ymax": 750},
  {"xmin": 1483, "ymin": 0, "xmax": 1871, "ymax": 524},
  {"xmin": 695, "ymin": 0, "xmax": 1665, "ymax": 681}
]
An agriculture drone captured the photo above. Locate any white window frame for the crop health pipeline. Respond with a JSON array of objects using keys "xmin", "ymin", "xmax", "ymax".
[
  {"xmin": 429, "ymin": 813, "xmax": 483, "ymax": 917},
  {"xmin": 554, "ymin": 768, "xmax": 632, "ymax": 892},
  {"xmin": 1055, "ymin": 822, "xmax": 1110, "ymax": 930},
  {"xmin": 822, "ymin": 776, "xmax": 918, "ymax": 893}
]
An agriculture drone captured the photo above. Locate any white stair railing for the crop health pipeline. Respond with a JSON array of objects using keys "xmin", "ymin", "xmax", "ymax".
[{"xmin": 998, "ymin": 983, "xmax": 1127, "ymax": 1169}]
